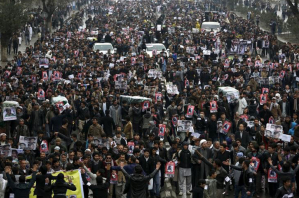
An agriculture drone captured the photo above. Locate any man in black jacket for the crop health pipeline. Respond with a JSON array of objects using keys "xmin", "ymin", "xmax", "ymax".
[
  {"xmin": 235, "ymin": 123, "xmax": 250, "ymax": 148},
  {"xmin": 139, "ymin": 149, "xmax": 155, "ymax": 175},
  {"xmin": 6, "ymin": 164, "xmax": 37, "ymax": 198},
  {"xmin": 192, "ymin": 179, "xmax": 206, "ymax": 198},
  {"xmin": 274, "ymin": 177, "xmax": 292, "ymax": 198},
  {"xmin": 120, "ymin": 161, "xmax": 160, "ymax": 198},
  {"xmin": 230, "ymin": 159, "xmax": 255, "ymax": 198},
  {"xmin": 178, "ymin": 142, "xmax": 192, "ymax": 196}
]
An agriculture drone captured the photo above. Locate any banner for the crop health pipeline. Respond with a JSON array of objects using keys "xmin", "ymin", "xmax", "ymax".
[{"xmin": 27, "ymin": 170, "xmax": 84, "ymax": 198}]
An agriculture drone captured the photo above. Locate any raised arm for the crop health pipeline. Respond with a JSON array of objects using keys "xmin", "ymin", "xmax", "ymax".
[
  {"xmin": 195, "ymin": 150, "xmax": 213, "ymax": 168},
  {"xmin": 145, "ymin": 162, "xmax": 161, "ymax": 181}
]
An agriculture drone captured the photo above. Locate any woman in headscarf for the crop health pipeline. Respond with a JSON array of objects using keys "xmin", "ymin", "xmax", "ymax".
[{"xmin": 45, "ymin": 173, "xmax": 76, "ymax": 198}]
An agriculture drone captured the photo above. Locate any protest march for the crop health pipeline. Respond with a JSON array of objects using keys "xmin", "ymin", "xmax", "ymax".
[{"xmin": 1, "ymin": 0, "xmax": 299, "ymax": 197}]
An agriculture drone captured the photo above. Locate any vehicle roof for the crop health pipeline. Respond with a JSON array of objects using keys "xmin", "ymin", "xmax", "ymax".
[
  {"xmin": 146, "ymin": 43, "xmax": 165, "ymax": 46},
  {"xmin": 94, "ymin": 43, "xmax": 113, "ymax": 46},
  {"xmin": 202, "ymin": 21, "xmax": 220, "ymax": 24}
]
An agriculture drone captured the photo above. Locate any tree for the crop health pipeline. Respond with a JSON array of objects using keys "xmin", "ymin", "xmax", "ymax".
[
  {"xmin": 41, "ymin": 0, "xmax": 70, "ymax": 32},
  {"xmin": 286, "ymin": 0, "xmax": 299, "ymax": 22},
  {"xmin": 0, "ymin": 1, "xmax": 27, "ymax": 62}
]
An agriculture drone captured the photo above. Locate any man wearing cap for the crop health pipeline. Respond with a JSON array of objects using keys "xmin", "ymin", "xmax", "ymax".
[
  {"xmin": 192, "ymin": 139, "xmax": 213, "ymax": 184},
  {"xmin": 270, "ymin": 97, "xmax": 281, "ymax": 120}
]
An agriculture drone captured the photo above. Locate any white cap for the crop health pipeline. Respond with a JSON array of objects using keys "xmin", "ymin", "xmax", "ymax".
[
  {"xmin": 54, "ymin": 146, "xmax": 60, "ymax": 150},
  {"xmin": 200, "ymin": 139, "xmax": 207, "ymax": 146}
]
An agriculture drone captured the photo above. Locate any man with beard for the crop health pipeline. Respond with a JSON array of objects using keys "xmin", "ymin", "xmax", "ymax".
[
  {"xmin": 109, "ymin": 100, "xmax": 122, "ymax": 127},
  {"xmin": 192, "ymin": 139, "xmax": 213, "ymax": 187}
]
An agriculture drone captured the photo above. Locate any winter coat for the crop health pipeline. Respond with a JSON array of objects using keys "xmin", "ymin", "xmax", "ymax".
[
  {"xmin": 121, "ymin": 167, "xmax": 158, "ymax": 198},
  {"xmin": 6, "ymin": 172, "xmax": 37, "ymax": 198}
]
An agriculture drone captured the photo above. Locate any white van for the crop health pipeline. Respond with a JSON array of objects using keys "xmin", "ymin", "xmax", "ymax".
[
  {"xmin": 145, "ymin": 43, "xmax": 169, "ymax": 57},
  {"xmin": 201, "ymin": 22, "xmax": 221, "ymax": 33},
  {"xmin": 93, "ymin": 43, "xmax": 115, "ymax": 54}
]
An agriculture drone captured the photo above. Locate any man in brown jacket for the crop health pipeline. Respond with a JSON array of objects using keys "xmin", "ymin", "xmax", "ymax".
[
  {"xmin": 270, "ymin": 97, "xmax": 281, "ymax": 120},
  {"xmin": 115, "ymin": 153, "xmax": 127, "ymax": 198},
  {"xmin": 247, "ymin": 77, "xmax": 259, "ymax": 92},
  {"xmin": 88, "ymin": 118, "xmax": 105, "ymax": 137}
]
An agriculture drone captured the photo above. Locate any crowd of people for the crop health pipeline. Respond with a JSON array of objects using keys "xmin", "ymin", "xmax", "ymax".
[{"xmin": 1, "ymin": 0, "xmax": 299, "ymax": 198}]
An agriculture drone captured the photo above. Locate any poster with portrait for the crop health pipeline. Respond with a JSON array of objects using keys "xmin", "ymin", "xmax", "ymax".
[
  {"xmin": 40, "ymin": 140, "xmax": 49, "ymax": 153},
  {"xmin": 265, "ymin": 124, "xmax": 283, "ymax": 139},
  {"xmin": 172, "ymin": 116, "xmax": 178, "ymax": 127},
  {"xmin": 165, "ymin": 161, "xmax": 175, "ymax": 177},
  {"xmin": 268, "ymin": 168, "xmax": 277, "ymax": 183},
  {"xmin": 238, "ymin": 41, "xmax": 247, "ymax": 54},
  {"xmin": 221, "ymin": 121, "xmax": 231, "ymax": 134},
  {"xmin": 115, "ymin": 81, "xmax": 127, "ymax": 90},
  {"xmin": 177, "ymin": 120, "xmax": 192, "ymax": 132},
  {"xmin": 155, "ymin": 93, "xmax": 162, "ymax": 103},
  {"xmin": 240, "ymin": 114, "xmax": 249, "ymax": 121},
  {"xmin": 251, "ymin": 157, "xmax": 260, "ymax": 172},
  {"xmin": 158, "ymin": 124, "xmax": 166, "ymax": 137},
  {"xmin": 37, "ymin": 88, "xmax": 45, "ymax": 100},
  {"xmin": 166, "ymin": 85, "xmax": 179, "ymax": 95},
  {"xmin": 260, "ymin": 94, "xmax": 267, "ymax": 105},
  {"xmin": 210, "ymin": 101, "xmax": 217, "ymax": 113},
  {"xmin": 230, "ymin": 39, "xmax": 239, "ymax": 53},
  {"xmin": 246, "ymin": 121, "xmax": 254, "ymax": 128},
  {"xmin": 127, "ymin": 142, "xmax": 134, "ymax": 155},
  {"xmin": 262, "ymin": 88, "xmax": 269, "ymax": 94},
  {"xmin": 142, "ymin": 101, "xmax": 150, "ymax": 111},
  {"xmin": 39, "ymin": 58, "xmax": 49, "ymax": 68},
  {"xmin": 42, "ymin": 71, "xmax": 48, "ymax": 81},
  {"xmin": 216, "ymin": 121, "xmax": 223, "ymax": 134},
  {"xmin": 18, "ymin": 136, "xmax": 37, "ymax": 150},
  {"xmin": 186, "ymin": 105, "xmax": 195, "ymax": 117},
  {"xmin": 92, "ymin": 137, "xmax": 102, "ymax": 146},
  {"xmin": 0, "ymin": 145, "xmax": 12, "ymax": 158},
  {"xmin": 3, "ymin": 107, "xmax": 17, "ymax": 121}
]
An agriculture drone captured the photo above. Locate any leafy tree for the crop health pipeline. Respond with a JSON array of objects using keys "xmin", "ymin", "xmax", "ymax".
[
  {"xmin": 41, "ymin": 0, "xmax": 70, "ymax": 32},
  {"xmin": 286, "ymin": 0, "xmax": 299, "ymax": 21},
  {"xmin": 0, "ymin": 1, "xmax": 28, "ymax": 61}
]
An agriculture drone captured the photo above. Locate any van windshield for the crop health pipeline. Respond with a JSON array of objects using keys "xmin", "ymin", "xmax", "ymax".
[
  {"xmin": 94, "ymin": 45, "xmax": 113, "ymax": 51},
  {"xmin": 146, "ymin": 45, "xmax": 166, "ymax": 51}
]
